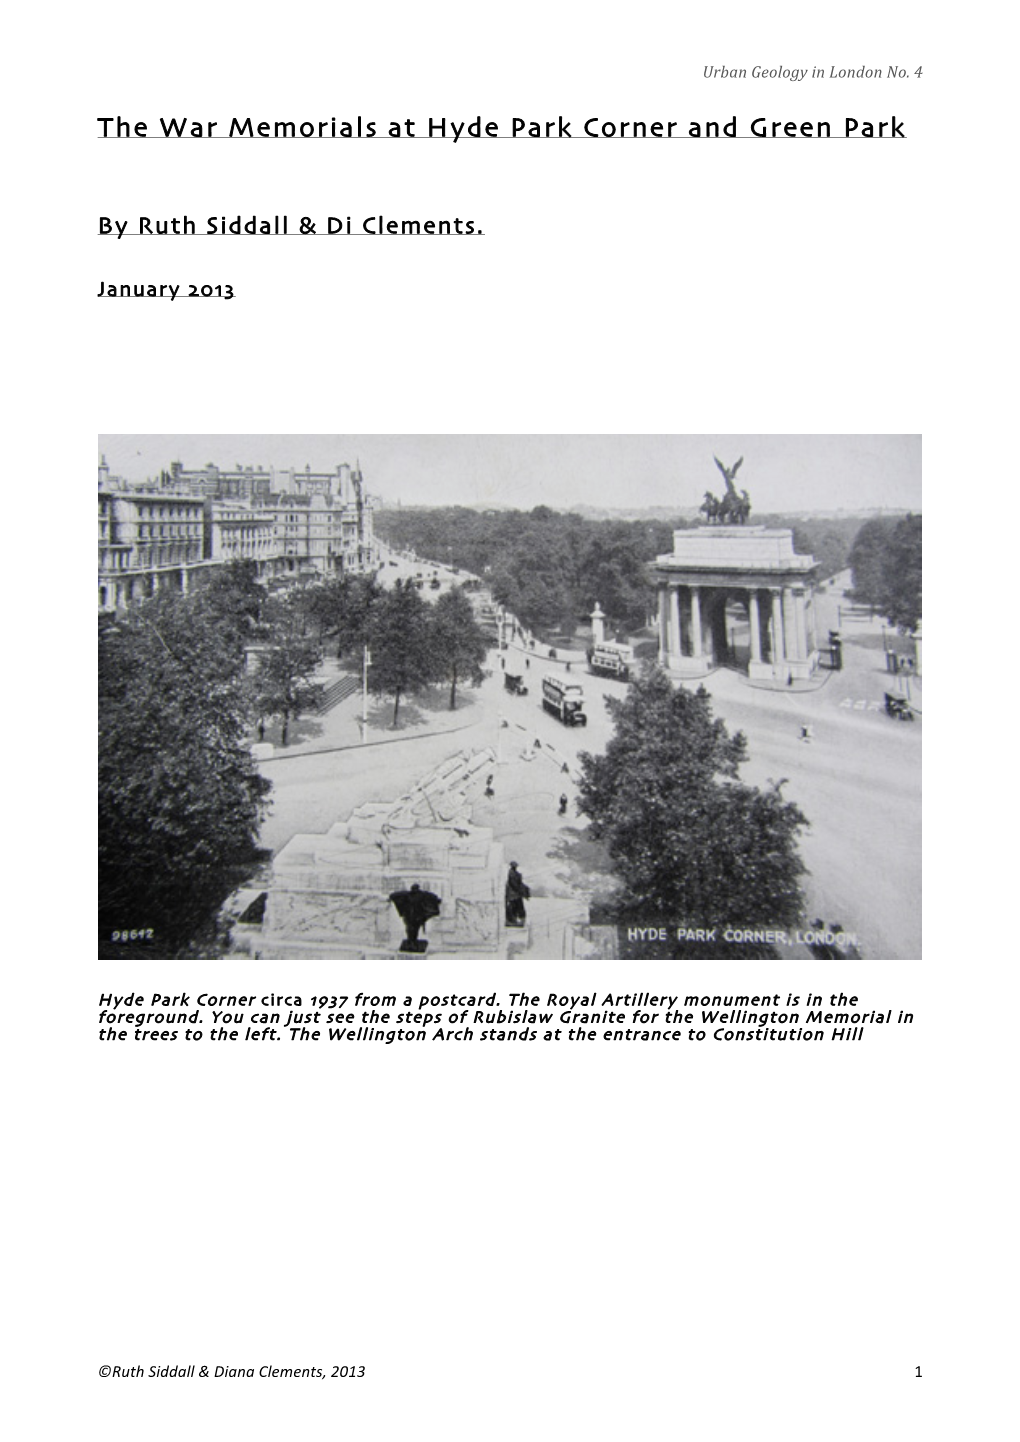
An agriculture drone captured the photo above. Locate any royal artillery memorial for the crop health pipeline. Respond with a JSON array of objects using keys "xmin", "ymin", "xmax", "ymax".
[{"xmin": 259, "ymin": 748, "xmax": 508, "ymax": 958}]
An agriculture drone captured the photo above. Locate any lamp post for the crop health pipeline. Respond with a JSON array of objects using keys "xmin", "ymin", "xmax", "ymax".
[{"xmin": 361, "ymin": 644, "xmax": 372, "ymax": 743}]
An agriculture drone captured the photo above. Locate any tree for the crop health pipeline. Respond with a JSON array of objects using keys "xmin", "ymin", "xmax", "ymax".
[
  {"xmin": 429, "ymin": 586, "xmax": 490, "ymax": 709},
  {"xmin": 579, "ymin": 529, "xmax": 655, "ymax": 633},
  {"xmin": 489, "ymin": 530, "xmax": 576, "ymax": 632},
  {"xmin": 848, "ymin": 518, "xmax": 895, "ymax": 616},
  {"xmin": 366, "ymin": 579, "xmax": 438, "ymax": 725},
  {"xmin": 99, "ymin": 594, "xmax": 271, "ymax": 953},
  {"xmin": 577, "ymin": 667, "xmax": 808, "ymax": 956},
  {"xmin": 305, "ymin": 571, "xmax": 381, "ymax": 658},
  {"xmin": 197, "ymin": 559, "xmax": 267, "ymax": 654},
  {"xmin": 252, "ymin": 594, "xmax": 323, "ymax": 745},
  {"xmin": 848, "ymin": 514, "xmax": 922, "ymax": 632},
  {"xmin": 880, "ymin": 514, "xmax": 922, "ymax": 632}
]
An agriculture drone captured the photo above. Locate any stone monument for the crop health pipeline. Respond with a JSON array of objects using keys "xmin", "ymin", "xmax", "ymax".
[
  {"xmin": 259, "ymin": 748, "xmax": 506, "ymax": 958},
  {"xmin": 651, "ymin": 526, "xmax": 819, "ymax": 683}
]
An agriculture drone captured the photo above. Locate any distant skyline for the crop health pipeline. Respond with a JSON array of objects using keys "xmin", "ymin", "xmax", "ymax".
[{"xmin": 98, "ymin": 435, "xmax": 921, "ymax": 513}]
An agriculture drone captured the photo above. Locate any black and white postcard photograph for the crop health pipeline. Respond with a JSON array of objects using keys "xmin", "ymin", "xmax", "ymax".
[
  {"xmin": 98, "ymin": 434, "xmax": 921, "ymax": 961},
  {"xmin": 13, "ymin": 5, "xmax": 1018, "ymax": 1438}
]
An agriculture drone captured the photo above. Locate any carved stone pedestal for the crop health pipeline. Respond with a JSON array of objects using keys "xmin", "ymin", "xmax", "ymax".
[{"xmin": 259, "ymin": 748, "xmax": 506, "ymax": 959}]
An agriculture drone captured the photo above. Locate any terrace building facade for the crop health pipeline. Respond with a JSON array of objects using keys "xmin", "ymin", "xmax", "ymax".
[
  {"xmin": 98, "ymin": 458, "xmax": 377, "ymax": 609},
  {"xmin": 205, "ymin": 501, "xmax": 277, "ymax": 573},
  {"xmin": 98, "ymin": 486, "xmax": 205, "ymax": 610}
]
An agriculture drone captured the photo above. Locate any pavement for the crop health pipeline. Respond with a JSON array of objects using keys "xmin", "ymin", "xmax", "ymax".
[{"xmin": 251, "ymin": 571, "xmax": 920, "ymax": 960}]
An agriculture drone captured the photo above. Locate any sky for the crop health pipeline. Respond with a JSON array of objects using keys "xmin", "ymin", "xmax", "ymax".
[{"xmin": 97, "ymin": 434, "xmax": 921, "ymax": 513}]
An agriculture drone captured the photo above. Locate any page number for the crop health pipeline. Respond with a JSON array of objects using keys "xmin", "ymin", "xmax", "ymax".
[{"xmin": 915, "ymin": 1366, "xmax": 922, "ymax": 1378}]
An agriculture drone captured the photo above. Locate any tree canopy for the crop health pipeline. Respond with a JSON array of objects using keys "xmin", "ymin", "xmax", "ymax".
[
  {"xmin": 304, "ymin": 571, "xmax": 381, "ymax": 658},
  {"xmin": 99, "ymin": 594, "xmax": 271, "ymax": 955},
  {"xmin": 848, "ymin": 513, "xmax": 922, "ymax": 631},
  {"xmin": 428, "ymin": 586, "xmax": 490, "ymax": 709},
  {"xmin": 366, "ymin": 579, "xmax": 439, "ymax": 725},
  {"xmin": 194, "ymin": 559, "xmax": 267, "ymax": 653},
  {"xmin": 251, "ymin": 594, "xmax": 323, "ymax": 745},
  {"xmin": 880, "ymin": 514, "xmax": 922, "ymax": 632},
  {"xmin": 577, "ymin": 667, "xmax": 808, "ymax": 956}
]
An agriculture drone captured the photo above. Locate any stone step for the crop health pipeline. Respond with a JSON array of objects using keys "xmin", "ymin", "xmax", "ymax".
[
  {"xmin": 505, "ymin": 897, "xmax": 591, "ymax": 960},
  {"xmin": 504, "ymin": 922, "xmax": 532, "ymax": 958},
  {"xmin": 250, "ymin": 936, "xmax": 505, "ymax": 961},
  {"xmin": 318, "ymin": 675, "xmax": 360, "ymax": 713}
]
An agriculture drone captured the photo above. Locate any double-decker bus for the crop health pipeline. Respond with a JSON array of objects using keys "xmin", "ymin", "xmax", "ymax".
[
  {"xmin": 587, "ymin": 641, "xmax": 633, "ymax": 681},
  {"xmin": 541, "ymin": 674, "xmax": 587, "ymax": 726}
]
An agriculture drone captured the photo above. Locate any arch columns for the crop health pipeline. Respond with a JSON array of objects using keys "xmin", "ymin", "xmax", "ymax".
[
  {"xmin": 658, "ymin": 576, "xmax": 819, "ymax": 684},
  {"xmin": 770, "ymin": 590, "xmax": 786, "ymax": 668},
  {"xmin": 656, "ymin": 580, "xmax": 714, "ymax": 676},
  {"xmin": 748, "ymin": 589, "xmax": 762, "ymax": 664},
  {"xmin": 690, "ymin": 587, "xmax": 703, "ymax": 660},
  {"xmin": 653, "ymin": 527, "xmax": 820, "ymax": 688},
  {"xmin": 669, "ymin": 586, "xmax": 682, "ymax": 663},
  {"xmin": 793, "ymin": 586, "xmax": 809, "ymax": 661}
]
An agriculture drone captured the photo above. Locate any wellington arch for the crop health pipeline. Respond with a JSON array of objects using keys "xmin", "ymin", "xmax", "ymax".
[{"xmin": 651, "ymin": 526, "xmax": 819, "ymax": 684}]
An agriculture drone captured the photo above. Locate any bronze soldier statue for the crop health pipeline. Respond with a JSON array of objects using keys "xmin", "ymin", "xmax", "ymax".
[
  {"xmin": 388, "ymin": 882, "xmax": 442, "ymax": 953},
  {"xmin": 505, "ymin": 862, "xmax": 531, "ymax": 927}
]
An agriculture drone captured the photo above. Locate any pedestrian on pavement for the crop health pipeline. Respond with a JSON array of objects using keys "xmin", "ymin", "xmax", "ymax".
[{"xmin": 558, "ymin": 793, "xmax": 569, "ymax": 816}]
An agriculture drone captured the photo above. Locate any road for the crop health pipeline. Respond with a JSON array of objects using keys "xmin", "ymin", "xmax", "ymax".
[{"xmin": 257, "ymin": 573, "xmax": 920, "ymax": 958}]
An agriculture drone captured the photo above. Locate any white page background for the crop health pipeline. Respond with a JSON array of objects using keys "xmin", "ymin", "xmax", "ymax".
[{"xmin": 7, "ymin": 3, "xmax": 1013, "ymax": 1438}]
